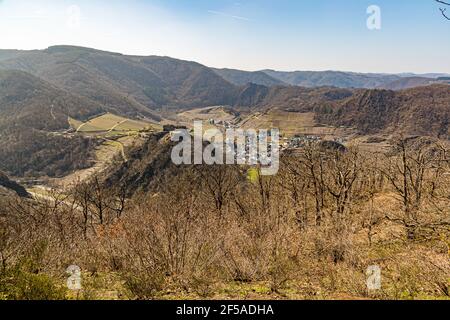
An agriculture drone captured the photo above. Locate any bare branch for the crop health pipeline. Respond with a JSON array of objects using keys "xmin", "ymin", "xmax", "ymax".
[
  {"xmin": 436, "ymin": 0, "xmax": 450, "ymax": 6},
  {"xmin": 436, "ymin": 0, "xmax": 450, "ymax": 19},
  {"xmin": 440, "ymin": 7, "xmax": 450, "ymax": 20}
]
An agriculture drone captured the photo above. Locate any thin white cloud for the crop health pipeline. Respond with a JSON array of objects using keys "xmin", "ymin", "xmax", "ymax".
[{"xmin": 207, "ymin": 10, "xmax": 251, "ymax": 22}]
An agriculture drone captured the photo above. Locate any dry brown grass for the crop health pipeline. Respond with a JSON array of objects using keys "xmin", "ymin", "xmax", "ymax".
[{"xmin": 1, "ymin": 140, "xmax": 449, "ymax": 300}]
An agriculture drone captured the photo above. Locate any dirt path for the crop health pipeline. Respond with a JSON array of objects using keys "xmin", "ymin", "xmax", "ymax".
[
  {"xmin": 105, "ymin": 138, "xmax": 128, "ymax": 162},
  {"xmin": 76, "ymin": 122, "xmax": 87, "ymax": 132},
  {"xmin": 50, "ymin": 104, "xmax": 56, "ymax": 120},
  {"xmin": 108, "ymin": 120, "xmax": 127, "ymax": 133}
]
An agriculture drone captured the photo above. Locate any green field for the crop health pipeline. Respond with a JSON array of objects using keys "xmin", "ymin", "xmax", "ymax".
[
  {"xmin": 69, "ymin": 113, "xmax": 159, "ymax": 133},
  {"xmin": 68, "ymin": 117, "xmax": 84, "ymax": 130}
]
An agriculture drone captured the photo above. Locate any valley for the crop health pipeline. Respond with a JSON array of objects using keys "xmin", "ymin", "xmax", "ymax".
[{"xmin": 0, "ymin": 45, "xmax": 448, "ymax": 302}]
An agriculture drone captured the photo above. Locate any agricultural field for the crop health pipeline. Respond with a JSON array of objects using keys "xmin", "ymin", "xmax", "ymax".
[
  {"xmin": 177, "ymin": 106, "xmax": 236, "ymax": 125},
  {"xmin": 239, "ymin": 110, "xmax": 355, "ymax": 139},
  {"xmin": 68, "ymin": 117, "xmax": 84, "ymax": 130},
  {"xmin": 69, "ymin": 113, "xmax": 160, "ymax": 134},
  {"xmin": 56, "ymin": 113, "xmax": 160, "ymax": 188}
]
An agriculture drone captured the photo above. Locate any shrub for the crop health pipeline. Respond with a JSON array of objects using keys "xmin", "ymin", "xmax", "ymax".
[
  {"xmin": 0, "ymin": 268, "xmax": 66, "ymax": 300},
  {"xmin": 121, "ymin": 272, "xmax": 165, "ymax": 300}
]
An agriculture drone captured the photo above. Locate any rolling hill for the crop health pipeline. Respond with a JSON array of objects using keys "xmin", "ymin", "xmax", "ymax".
[
  {"xmin": 314, "ymin": 85, "xmax": 450, "ymax": 137},
  {"xmin": 212, "ymin": 68, "xmax": 287, "ymax": 86},
  {"xmin": 378, "ymin": 76, "xmax": 450, "ymax": 90},
  {"xmin": 0, "ymin": 70, "xmax": 103, "ymax": 129},
  {"xmin": 0, "ymin": 70, "xmax": 101, "ymax": 177},
  {"xmin": 262, "ymin": 70, "xmax": 401, "ymax": 88},
  {"xmin": 104, "ymin": 132, "xmax": 178, "ymax": 196},
  {"xmin": 378, "ymin": 77, "xmax": 434, "ymax": 90},
  {"xmin": 0, "ymin": 46, "xmax": 238, "ymax": 117}
]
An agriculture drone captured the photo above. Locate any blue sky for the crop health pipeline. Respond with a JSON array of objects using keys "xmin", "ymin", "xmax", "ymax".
[{"xmin": 0, "ymin": 0, "xmax": 449, "ymax": 73}]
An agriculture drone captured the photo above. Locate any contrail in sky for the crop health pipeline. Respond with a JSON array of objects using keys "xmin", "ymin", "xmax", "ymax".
[{"xmin": 207, "ymin": 10, "xmax": 251, "ymax": 22}]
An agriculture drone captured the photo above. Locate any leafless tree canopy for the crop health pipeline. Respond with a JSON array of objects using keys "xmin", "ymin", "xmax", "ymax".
[
  {"xmin": 1, "ymin": 139, "xmax": 449, "ymax": 300},
  {"xmin": 436, "ymin": 0, "xmax": 450, "ymax": 20}
]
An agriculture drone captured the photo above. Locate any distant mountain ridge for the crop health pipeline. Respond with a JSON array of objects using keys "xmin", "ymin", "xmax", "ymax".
[
  {"xmin": 212, "ymin": 68, "xmax": 287, "ymax": 87},
  {"xmin": 213, "ymin": 67, "xmax": 450, "ymax": 90},
  {"xmin": 262, "ymin": 70, "xmax": 401, "ymax": 89},
  {"xmin": 1, "ymin": 46, "xmax": 447, "ymax": 108},
  {"xmin": 378, "ymin": 76, "xmax": 450, "ymax": 90},
  {"xmin": 396, "ymin": 73, "xmax": 450, "ymax": 79},
  {"xmin": 0, "ymin": 46, "xmax": 238, "ymax": 117}
]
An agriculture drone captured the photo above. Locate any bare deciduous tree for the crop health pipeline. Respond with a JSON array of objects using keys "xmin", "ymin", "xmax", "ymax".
[
  {"xmin": 381, "ymin": 138, "xmax": 450, "ymax": 239},
  {"xmin": 436, "ymin": 0, "xmax": 450, "ymax": 20}
]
